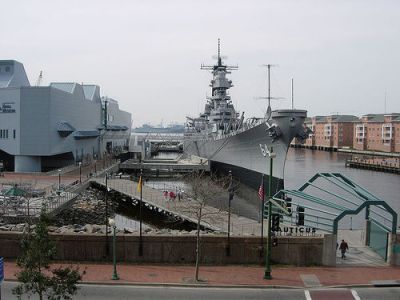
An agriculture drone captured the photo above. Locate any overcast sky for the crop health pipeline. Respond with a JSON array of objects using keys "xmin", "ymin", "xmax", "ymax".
[{"xmin": 2, "ymin": 0, "xmax": 399, "ymax": 127}]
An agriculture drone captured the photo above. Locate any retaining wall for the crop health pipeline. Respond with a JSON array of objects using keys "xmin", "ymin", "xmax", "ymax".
[
  {"xmin": 388, "ymin": 233, "xmax": 400, "ymax": 266},
  {"xmin": 0, "ymin": 232, "xmax": 325, "ymax": 266}
]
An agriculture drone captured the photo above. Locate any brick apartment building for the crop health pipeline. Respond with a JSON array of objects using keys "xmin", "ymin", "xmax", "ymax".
[
  {"xmin": 301, "ymin": 115, "xmax": 358, "ymax": 150},
  {"xmin": 354, "ymin": 113, "xmax": 400, "ymax": 153}
]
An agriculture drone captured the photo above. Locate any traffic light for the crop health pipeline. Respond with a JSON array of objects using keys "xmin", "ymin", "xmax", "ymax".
[
  {"xmin": 285, "ymin": 196, "xmax": 292, "ymax": 215},
  {"xmin": 297, "ymin": 206, "xmax": 305, "ymax": 226},
  {"xmin": 271, "ymin": 214, "xmax": 280, "ymax": 231},
  {"xmin": 272, "ymin": 236, "xmax": 278, "ymax": 247}
]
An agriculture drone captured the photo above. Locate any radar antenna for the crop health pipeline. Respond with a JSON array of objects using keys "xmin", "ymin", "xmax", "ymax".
[
  {"xmin": 201, "ymin": 39, "xmax": 238, "ymax": 71},
  {"xmin": 256, "ymin": 64, "xmax": 284, "ymax": 120}
]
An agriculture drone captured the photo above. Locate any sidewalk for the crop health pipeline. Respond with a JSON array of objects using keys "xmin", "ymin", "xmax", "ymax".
[{"xmin": 4, "ymin": 260, "xmax": 400, "ymax": 288}]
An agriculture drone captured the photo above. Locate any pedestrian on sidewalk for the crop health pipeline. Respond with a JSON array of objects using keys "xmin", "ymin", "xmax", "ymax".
[
  {"xmin": 169, "ymin": 191, "xmax": 176, "ymax": 201},
  {"xmin": 339, "ymin": 239, "xmax": 349, "ymax": 259}
]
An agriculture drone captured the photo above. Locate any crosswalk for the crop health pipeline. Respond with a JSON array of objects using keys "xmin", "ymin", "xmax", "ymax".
[{"xmin": 305, "ymin": 289, "xmax": 361, "ymax": 300}]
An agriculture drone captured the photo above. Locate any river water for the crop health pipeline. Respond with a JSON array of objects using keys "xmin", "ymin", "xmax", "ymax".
[
  {"xmin": 285, "ymin": 148, "xmax": 399, "ymax": 210},
  {"xmin": 284, "ymin": 148, "xmax": 399, "ymax": 230}
]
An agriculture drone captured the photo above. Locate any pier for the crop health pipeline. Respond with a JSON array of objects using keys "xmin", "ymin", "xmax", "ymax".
[
  {"xmin": 345, "ymin": 159, "xmax": 400, "ymax": 174},
  {"xmin": 91, "ymin": 177, "xmax": 265, "ymax": 236}
]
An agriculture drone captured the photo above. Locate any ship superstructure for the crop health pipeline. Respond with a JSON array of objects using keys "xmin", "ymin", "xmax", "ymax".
[{"xmin": 184, "ymin": 41, "xmax": 310, "ymax": 195}]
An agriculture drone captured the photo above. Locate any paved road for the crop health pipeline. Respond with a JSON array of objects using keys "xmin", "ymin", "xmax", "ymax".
[{"xmin": 2, "ymin": 282, "xmax": 400, "ymax": 300}]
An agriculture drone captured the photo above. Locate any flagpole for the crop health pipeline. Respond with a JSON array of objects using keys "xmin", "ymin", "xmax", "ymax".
[
  {"xmin": 139, "ymin": 169, "xmax": 143, "ymax": 256},
  {"xmin": 260, "ymin": 174, "xmax": 265, "ymax": 256},
  {"xmin": 226, "ymin": 170, "xmax": 232, "ymax": 256}
]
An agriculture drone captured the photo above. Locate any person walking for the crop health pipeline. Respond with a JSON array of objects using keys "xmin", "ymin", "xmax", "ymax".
[{"xmin": 339, "ymin": 239, "xmax": 349, "ymax": 259}]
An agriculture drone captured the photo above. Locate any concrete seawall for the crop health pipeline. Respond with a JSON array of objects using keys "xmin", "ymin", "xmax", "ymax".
[{"xmin": 0, "ymin": 232, "xmax": 328, "ymax": 266}]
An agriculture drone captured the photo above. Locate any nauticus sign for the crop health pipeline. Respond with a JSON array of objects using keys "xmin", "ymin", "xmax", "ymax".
[
  {"xmin": 0, "ymin": 102, "xmax": 16, "ymax": 113},
  {"xmin": 273, "ymin": 226, "xmax": 317, "ymax": 236}
]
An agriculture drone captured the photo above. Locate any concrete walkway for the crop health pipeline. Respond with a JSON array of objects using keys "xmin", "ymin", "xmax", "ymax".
[
  {"xmin": 337, "ymin": 229, "xmax": 386, "ymax": 267},
  {"xmin": 3, "ymin": 260, "xmax": 400, "ymax": 288},
  {"xmin": 92, "ymin": 178, "xmax": 263, "ymax": 236}
]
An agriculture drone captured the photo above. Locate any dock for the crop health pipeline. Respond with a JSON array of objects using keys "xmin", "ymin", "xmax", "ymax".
[
  {"xmin": 91, "ymin": 178, "xmax": 263, "ymax": 235},
  {"xmin": 345, "ymin": 159, "xmax": 400, "ymax": 174}
]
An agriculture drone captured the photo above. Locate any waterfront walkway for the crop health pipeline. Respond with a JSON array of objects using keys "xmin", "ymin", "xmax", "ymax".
[
  {"xmin": 336, "ymin": 229, "xmax": 387, "ymax": 267},
  {"xmin": 3, "ymin": 260, "xmax": 400, "ymax": 288},
  {"xmin": 92, "ymin": 178, "xmax": 264, "ymax": 235}
]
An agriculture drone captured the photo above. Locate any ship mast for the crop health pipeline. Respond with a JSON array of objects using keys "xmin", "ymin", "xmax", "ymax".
[
  {"xmin": 291, "ymin": 78, "xmax": 294, "ymax": 109},
  {"xmin": 259, "ymin": 64, "xmax": 282, "ymax": 120},
  {"xmin": 201, "ymin": 38, "xmax": 238, "ymax": 71}
]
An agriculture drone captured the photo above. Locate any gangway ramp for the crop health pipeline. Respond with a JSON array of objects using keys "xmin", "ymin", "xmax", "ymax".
[{"xmin": 119, "ymin": 158, "xmax": 210, "ymax": 173}]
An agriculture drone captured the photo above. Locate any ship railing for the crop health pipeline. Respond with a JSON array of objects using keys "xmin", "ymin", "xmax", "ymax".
[
  {"xmin": 185, "ymin": 117, "xmax": 267, "ymax": 141},
  {"xmin": 213, "ymin": 118, "xmax": 267, "ymax": 140}
]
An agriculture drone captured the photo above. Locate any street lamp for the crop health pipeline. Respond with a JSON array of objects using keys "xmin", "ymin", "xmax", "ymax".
[
  {"xmin": 226, "ymin": 170, "xmax": 233, "ymax": 256},
  {"xmin": 58, "ymin": 169, "xmax": 61, "ymax": 191},
  {"xmin": 79, "ymin": 162, "xmax": 82, "ymax": 184},
  {"xmin": 105, "ymin": 173, "xmax": 110, "ymax": 256},
  {"xmin": 260, "ymin": 144, "xmax": 276, "ymax": 280},
  {"xmin": 139, "ymin": 169, "xmax": 143, "ymax": 256},
  {"xmin": 108, "ymin": 218, "xmax": 119, "ymax": 280}
]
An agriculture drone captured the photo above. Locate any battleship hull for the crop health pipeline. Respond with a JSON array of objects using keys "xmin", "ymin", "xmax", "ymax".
[{"xmin": 184, "ymin": 109, "xmax": 307, "ymax": 194}]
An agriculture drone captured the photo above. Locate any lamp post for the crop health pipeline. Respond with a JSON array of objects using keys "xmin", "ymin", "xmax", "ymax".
[
  {"xmin": 58, "ymin": 169, "xmax": 61, "ymax": 191},
  {"xmin": 226, "ymin": 170, "xmax": 233, "ymax": 256},
  {"xmin": 105, "ymin": 173, "xmax": 109, "ymax": 256},
  {"xmin": 260, "ymin": 173, "xmax": 265, "ymax": 256},
  {"xmin": 139, "ymin": 169, "xmax": 143, "ymax": 256},
  {"xmin": 79, "ymin": 162, "xmax": 82, "ymax": 184},
  {"xmin": 108, "ymin": 218, "xmax": 119, "ymax": 280},
  {"xmin": 260, "ymin": 145, "xmax": 275, "ymax": 280}
]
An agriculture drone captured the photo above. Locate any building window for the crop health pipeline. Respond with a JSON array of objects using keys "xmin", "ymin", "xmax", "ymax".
[
  {"xmin": 13, "ymin": 129, "xmax": 16, "ymax": 139},
  {"xmin": 0, "ymin": 129, "xmax": 9, "ymax": 139},
  {"xmin": 382, "ymin": 123, "xmax": 393, "ymax": 144},
  {"xmin": 5, "ymin": 66, "xmax": 10, "ymax": 72},
  {"xmin": 324, "ymin": 124, "xmax": 332, "ymax": 137}
]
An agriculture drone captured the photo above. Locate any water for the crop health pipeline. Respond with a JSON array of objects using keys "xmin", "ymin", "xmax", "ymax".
[
  {"xmin": 284, "ymin": 148, "xmax": 400, "ymax": 230},
  {"xmin": 284, "ymin": 148, "xmax": 399, "ymax": 207}
]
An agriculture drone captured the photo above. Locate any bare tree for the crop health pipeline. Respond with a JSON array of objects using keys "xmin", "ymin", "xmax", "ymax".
[
  {"xmin": 181, "ymin": 171, "xmax": 232, "ymax": 282},
  {"xmin": 13, "ymin": 206, "xmax": 82, "ymax": 300}
]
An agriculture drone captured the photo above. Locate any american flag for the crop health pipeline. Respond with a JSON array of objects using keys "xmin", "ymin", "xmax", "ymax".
[{"xmin": 258, "ymin": 178, "xmax": 264, "ymax": 201}]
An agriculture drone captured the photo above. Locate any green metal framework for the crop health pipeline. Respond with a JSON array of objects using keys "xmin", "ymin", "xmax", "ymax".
[{"xmin": 272, "ymin": 173, "xmax": 397, "ymax": 234}]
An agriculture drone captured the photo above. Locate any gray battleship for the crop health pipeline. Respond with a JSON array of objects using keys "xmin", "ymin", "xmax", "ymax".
[{"xmin": 184, "ymin": 41, "xmax": 309, "ymax": 193}]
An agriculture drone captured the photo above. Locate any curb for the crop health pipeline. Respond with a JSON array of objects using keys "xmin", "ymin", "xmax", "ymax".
[{"xmin": 6, "ymin": 279, "xmax": 400, "ymax": 289}]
